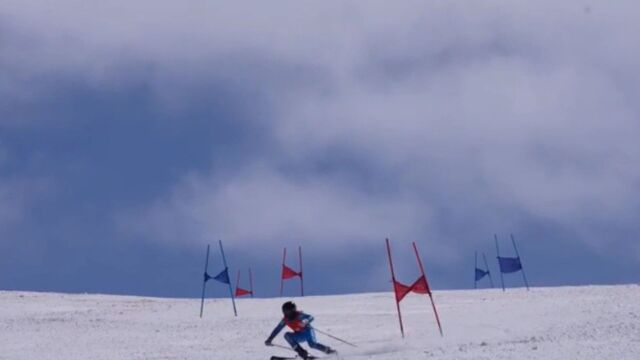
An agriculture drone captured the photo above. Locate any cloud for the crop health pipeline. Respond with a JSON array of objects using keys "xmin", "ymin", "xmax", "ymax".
[
  {"xmin": 0, "ymin": 174, "xmax": 50, "ymax": 235},
  {"xmin": 121, "ymin": 164, "xmax": 444, "ymax": 254},
  {"xmin": 3, "ymin": 0, "xmax": 640, "ymax": 275}
]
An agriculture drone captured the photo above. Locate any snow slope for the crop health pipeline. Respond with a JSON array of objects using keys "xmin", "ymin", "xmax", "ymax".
[{"xmin": 1, "ymin": 285, "xmax": 639, "ymax": 360}]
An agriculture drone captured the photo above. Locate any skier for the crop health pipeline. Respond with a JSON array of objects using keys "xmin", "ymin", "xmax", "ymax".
[{"xmin": 265, "ymin": 301, "xmax": 337, "ymax": 359}]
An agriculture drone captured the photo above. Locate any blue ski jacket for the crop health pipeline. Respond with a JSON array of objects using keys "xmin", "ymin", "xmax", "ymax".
[{"xmin": 267, "ymin": 311, "xmax": 314, "ymax": 341}]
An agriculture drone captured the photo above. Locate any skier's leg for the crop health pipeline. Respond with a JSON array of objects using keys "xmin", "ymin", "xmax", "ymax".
[
  {"xmin": 308, "ymin": 341, "xmax": 330, "ymax": 352},
  {"xmin": 304, "ymin": 328, "xmax": 336, "ymax": 354},
  {"xmin": 284, "ymin": 332, "xmax": 301, "ymax": 348},
  {"xmin": 285, "ymin": 332, "xmax": 310, "ymax": 359},
  {"xmin": 305, "ymin": 330, "xmax": 328, "ymax": 352}
]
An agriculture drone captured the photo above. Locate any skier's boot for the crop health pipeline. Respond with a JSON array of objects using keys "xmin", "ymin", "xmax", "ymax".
[
  {"xmin": 294, "ymin": 345, "xmax": 310, "ymax": 359},
  {"xmin": 325, "ymin": 347, "xmax": 337, "ymax": 355}
]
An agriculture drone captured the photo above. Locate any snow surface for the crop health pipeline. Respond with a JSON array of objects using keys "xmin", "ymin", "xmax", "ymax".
[{"xmin": 1, "ymin": 285, "xmax": 639, "ymax": 359}]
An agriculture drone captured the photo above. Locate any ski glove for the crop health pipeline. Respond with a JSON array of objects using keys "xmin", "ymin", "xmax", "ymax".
[{"xmin": 265, "ymin": 339, "xmax": 273, "ymax": 346}]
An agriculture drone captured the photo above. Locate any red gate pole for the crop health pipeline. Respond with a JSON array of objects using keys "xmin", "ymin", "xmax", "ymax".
[
  {"xmin": 249, "ymin": 268, "xmax": 254, "ymax": 298},
  {"xmin": 280, "ymin": 248, "xmax": 287, "ymax": 297},
  {"xmin": 299, "ymin": 246, "xmax": 304, "ymax": 297},
  {"xmin": 412, "ymin": 242, "xmax": 443, "ymax": 337},
  {"xmin": 235, "ymin": 269, "xmax": 241, "ymax": 296},
  {"xmin": 385, "ymin": 238, "xmax": 405, "ymax": 338}
]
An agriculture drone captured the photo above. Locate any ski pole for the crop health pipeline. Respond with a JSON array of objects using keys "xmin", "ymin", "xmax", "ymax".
[{"xmin": 312, "ymin": 327, "xmax": 357, "ymax": 348}]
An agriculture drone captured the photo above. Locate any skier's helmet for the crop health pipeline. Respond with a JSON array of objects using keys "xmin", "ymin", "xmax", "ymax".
[{"xmin": 282, "ymin": 301, "xmax": 297, "ymax": 320}]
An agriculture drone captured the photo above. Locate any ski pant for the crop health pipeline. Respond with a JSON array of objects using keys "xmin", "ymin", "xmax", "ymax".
[{"xmin": 284, "ymin": 328, "xmax": 330, "ymax": 353}]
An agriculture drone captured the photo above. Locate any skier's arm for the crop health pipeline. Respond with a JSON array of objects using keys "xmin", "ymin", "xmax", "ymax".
[
  {"xmin": 300, "ymin": 313, "xmax": 314, "ymax": 327},
  {"xmin": 265, "ymin": 320, "xmax": 286, "ymax": 344}
]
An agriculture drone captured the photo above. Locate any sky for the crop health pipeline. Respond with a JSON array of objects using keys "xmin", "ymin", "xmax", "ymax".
[{"xmin": 1, "ymin": 1, "xmax": 639, "ymax": 298}]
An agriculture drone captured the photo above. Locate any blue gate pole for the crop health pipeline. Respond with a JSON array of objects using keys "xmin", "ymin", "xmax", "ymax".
[
  {"xmin": 474, "ymin": 251, "xmax": 478, "ymax": 289},
  {"xmin": 510, "ymin": 234, "xmax": 530, "ymax": 291},
  {"xmin": 495, "ymin": 234, "xmax": 505, "ymax": 291},
  {"xmin": 482, "ymin": 252, "xmax": 494, "ymax": 288},
  {"xmin": 219, "ymin": 240, "xmax": 238, "ymax": 316},
  {"xmin": 200, "ymin": 244, "xmax": 210, "ymax": 318}
]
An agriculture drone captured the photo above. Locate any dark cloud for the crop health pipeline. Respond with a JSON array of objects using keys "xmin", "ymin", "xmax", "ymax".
[{"xmin": 1, "ymin": 1, "xmax": 639, "ymax": 296}]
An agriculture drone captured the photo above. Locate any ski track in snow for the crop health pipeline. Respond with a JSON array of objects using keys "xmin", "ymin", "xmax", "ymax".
[{"xmin": 1, "ymin": 285, "xmax": 639, "ymax": 359}]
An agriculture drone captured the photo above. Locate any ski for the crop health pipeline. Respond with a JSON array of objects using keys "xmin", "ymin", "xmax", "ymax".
[{"xmin": 270, "ymin": 356, "xmax": 321, "ymax": 360}]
